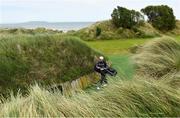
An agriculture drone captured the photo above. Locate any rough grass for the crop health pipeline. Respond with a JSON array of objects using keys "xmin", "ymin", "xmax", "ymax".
[
  {"xmin": 69, "ymin": 20, "xmax": 180, "ymax": 41},
  {"xmin": 0, "ymin": 36, "xmax": 180, "ymax": 117},
  {"xmin": 166, "ymin": 20, "xmax": 180, "ymax": 35},
  {"xmin": 0, "ymin": 33, "xmax": 180, "ymax": 116},
  {"xmin": 133, "ymin": 36, "xmax": 180, "ymax": 78},
  {"xmin": 0, "ymin": 34, "xmax": 101, "ymax": 95},
  {"xmin": 71, "ymin": 20, "xmax": 161, "ymax": 40},
  {"xmin": 0, "ymin": 28, "xmax": 62, "ymax": 35},
  {"xmin": 0, "ymin": 75, "xmax": 180, "ymax": 117}
]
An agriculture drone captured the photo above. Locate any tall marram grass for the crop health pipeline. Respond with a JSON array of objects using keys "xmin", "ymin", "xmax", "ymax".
[
  {"xmin": 71, "ymin": 20, "xmax": 160, "ymax": 40},
  {"xmin": 0, "ymin": 76, "xmax": 180, "ymax": 117},
  {"xmin": 133, "ymin": 36, "xmax": 180, "ymax": 78},
  {"xmin": 1, "ymin": 36, "xmax": 180, "ymax": 117},
  {"xmin": 0, "ymin": 34, "xmax": 101, "ymax": 95}
]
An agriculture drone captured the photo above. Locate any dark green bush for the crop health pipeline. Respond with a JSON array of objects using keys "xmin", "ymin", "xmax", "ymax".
[
  {"xmin": 111, "ymin": 6, "xmax": 144, "ymax": 29},
  {"xmin": 141, "ymin": 5, "xmax": 176, "ymax": 31},
  {"xmin": 95, "ymin": 27, "xmax": 102, "ymax": 37}
]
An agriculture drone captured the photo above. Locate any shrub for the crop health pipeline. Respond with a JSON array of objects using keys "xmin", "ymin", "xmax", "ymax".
[
  {"xmin": 98, "ymin": 31, "xmax": 116, "ymax": 40},
  {"xmin": 141, "ymin": 5, "xmax": 176, "ymax": 31},
  {"xmin": 95, "ymin": 27, "xmax": 101, "ymax": 37},
  {"xmin": 111, "ymin": 6, "xmax": 144, "ymax": 29}
]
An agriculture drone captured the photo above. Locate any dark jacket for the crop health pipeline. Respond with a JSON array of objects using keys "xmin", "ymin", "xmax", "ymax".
[
  {"xmin": 94, "ymin": 60, "xmax": 107, "ymax": 73},
  {"xmin": 96, "ymin": 60, "xmax": 107, "ymax": 69}
]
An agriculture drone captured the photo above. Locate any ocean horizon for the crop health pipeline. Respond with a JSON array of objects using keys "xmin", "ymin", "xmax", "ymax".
[{"xmin": 0, "ymin": 21, "xmax": 95, "ymax": 31}]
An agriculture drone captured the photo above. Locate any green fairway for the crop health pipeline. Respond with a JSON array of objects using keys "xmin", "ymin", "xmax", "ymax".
[
  {"xmin": 86, "ymin": 36, "xmax": 180, "ymax": 81},
  {"xmin": 86, "ymin": 38, "xmax": 149, "ymax": 79},
  {"xmin": 86, "ymin": 36, "xmax": 180, "ymax": 55},
  {"xmin": 85, "ymin": 38, "xmax": 152, "ymax": 79},
  {"xmin": 108, "ymin": 55, "xmax": 134, "ymax": 79},
  {"xmin": 175, "ymin": 35, "xmax": 180, "ymax": 40},
  {"xmin": 86, "ymin": 38, "xmax": 152, "ymax": 55}
]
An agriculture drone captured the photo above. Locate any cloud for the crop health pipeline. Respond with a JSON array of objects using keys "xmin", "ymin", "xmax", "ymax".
[{"xmin": 0, "ymin": 0, "xmax": 179, "ymax": 23}]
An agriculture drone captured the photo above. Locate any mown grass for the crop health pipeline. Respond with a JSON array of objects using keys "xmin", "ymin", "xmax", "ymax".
[
  {"xmin": 86, "ymin": 35, "xmax": 180, "ymax": 55},
  {"xmin": 175, "ymin": 35, "xmax": 180, "ymax": 41},
  {"xmin": 108, "ymin": 55, "xmax": 134, "ymax": 79},
  {"xmin": 86, "ymin": 38, "xmax": 151, "ymax": 55}
]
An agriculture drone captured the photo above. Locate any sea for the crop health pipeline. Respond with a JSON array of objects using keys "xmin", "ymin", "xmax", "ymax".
[{"xmin": 0, "ymin": 21, "xmax": 94, "ymax": 32}]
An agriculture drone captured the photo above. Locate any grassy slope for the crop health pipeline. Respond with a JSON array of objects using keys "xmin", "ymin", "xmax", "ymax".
[
  {"xmin": 0, "ymin": 34, "xmax": 101, "ymax": 95},
  {"xmin": 0, "ymin": 22, "xmax": 180, "ymax": 116},
  {"xmin": 132, "ymin": 36, "xmax": 180, "ymax": 77},
  {"xmin": 1, "ymin": 69, "xmax": 180, "ymax": 117},
  {"xmin": 86, "ymin": 36, "xmax": 180, "ymax": 55},
  {"xmin": 72, "ymin": 20, "xmax": 161, "ymax": 40},
  {"xmin": 0, "ymin": 35, "xmax": 180, "ymax": 117},
  {"xmin": 70, "ymin": 20, "xmax": 180, "ymax": 41}
]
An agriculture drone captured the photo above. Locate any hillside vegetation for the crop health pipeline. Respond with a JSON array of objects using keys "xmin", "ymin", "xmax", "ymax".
[
  {"xmin": 1, "ymin": 75, "xmax": 180, "ymax": 117},
  {"xmin": 167, "ymin": 20, "xmax": 180, "ymax": 35},
  {"xmin": 0, "ymin": 28, "xmax": 62, "ymax": 35},
  {"xmin": 133, "ymin": 37, "xmax": 180, "ymax": 78},
  {"xmin": 0, "ymin": 35, "xmax": 101, "ymax": 95},
  {"xmin": 70, "ymin": 20, "xmax": 180, "ymax": 40},
  {"xmin": 0, "ymin": 37, "xmax": 180, "ymax": 117},
  {"xmin": 0, "ymin": 3, "xmax": 180, "ymax": 117},
  {"xmin": 1, "ymin": 20, "xmax": 180, "ymax": 41}
]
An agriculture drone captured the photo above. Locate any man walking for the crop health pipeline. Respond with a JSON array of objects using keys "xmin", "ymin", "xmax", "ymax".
[{"xmin": 95, "ymin": 56, "xmax": 108, "ymax": 90}]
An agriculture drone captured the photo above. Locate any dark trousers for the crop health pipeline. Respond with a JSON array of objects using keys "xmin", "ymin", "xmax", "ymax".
[{"xmin": 100, "ymin": 71, "xmax": 107, "ymax": 85}]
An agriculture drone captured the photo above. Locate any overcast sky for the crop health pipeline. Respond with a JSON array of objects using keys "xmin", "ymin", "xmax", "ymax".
[{"xmin": 0, "ymin": 0, "xmax": 179, "ymax": 24}]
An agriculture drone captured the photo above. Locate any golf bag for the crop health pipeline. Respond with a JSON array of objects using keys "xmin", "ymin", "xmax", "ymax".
[
  {"xmin": 105, "ymin": 67, "xmax": 117, "ymax": 76},
  {"xmin": 94, "ymin": 65, "xmax": 117, "ymax": 76}
]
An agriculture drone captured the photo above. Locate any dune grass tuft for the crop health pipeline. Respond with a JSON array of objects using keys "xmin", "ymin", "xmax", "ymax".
[
  {"xmin": 0, "ymin": 34, "xmax": 101, "ymax": 95},
  {"xmin": 0, "ymin": 75, "xmax": 180, "ymax": 117},
  {"xmin": 132, "ymin": 36, "xmax": 180, "ymax": 77}
]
